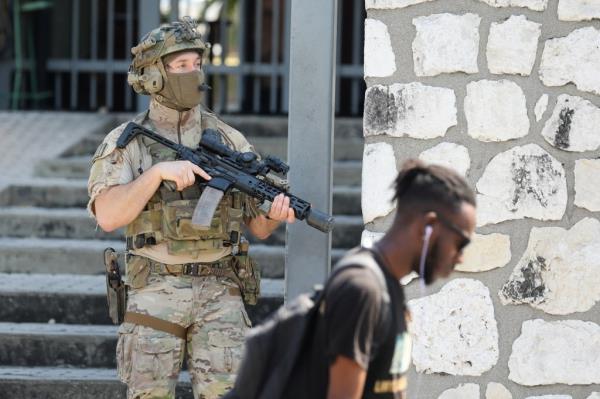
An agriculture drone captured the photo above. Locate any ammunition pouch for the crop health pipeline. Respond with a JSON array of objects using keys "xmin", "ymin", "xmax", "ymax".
[
  {"xmin": 104, "ymin": 248, "xmax": 127, "ymax": 325},
  {"xmin": 125, "ymin": 191, "xmax": 246, "ymax": 257}
]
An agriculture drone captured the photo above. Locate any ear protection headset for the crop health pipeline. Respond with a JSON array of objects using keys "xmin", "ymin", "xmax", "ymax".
[
  {"xmin": 127, "ymin": 36, "xmax": 166, "ymax": 95},
  {"xmin": 127, "ymin": 64, "xmax": 164, "ymax": 95}
]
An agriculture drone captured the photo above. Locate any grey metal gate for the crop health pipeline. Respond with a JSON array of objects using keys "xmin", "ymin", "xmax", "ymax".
[{"xmin": 43, "ymin": 0, "xmax": 364, "ymax": 115}]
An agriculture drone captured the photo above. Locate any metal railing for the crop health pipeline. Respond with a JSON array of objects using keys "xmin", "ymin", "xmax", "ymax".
[{"xmin": 42, "ymin": 0, "xmax": 364, "ymax": 115}]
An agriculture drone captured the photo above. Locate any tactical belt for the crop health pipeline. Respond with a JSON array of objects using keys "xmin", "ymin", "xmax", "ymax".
[
  {"xmin": 147, "ymin": 256, "xmax": 234, "ymax": 277},
  {"xmin": 146, "ymin": 256, "xmax": 243, "ymax": 297},
  {"xmin": 124, "ymin": 312, "xmax": 187, "ymax": 340}
]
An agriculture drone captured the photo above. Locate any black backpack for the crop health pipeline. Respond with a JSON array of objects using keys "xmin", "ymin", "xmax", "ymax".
[{"xmin": 223, "ymin": 248, "xmax": 388, "ymax": 399}]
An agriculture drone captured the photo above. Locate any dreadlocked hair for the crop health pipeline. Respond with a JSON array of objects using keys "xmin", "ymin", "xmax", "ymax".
[{"xmin": 393, "ymin": 159, "xmax": 476, "ymax": 217}]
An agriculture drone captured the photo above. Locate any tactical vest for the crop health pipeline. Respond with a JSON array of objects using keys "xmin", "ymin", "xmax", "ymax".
[{"xmin": 124, "ymin": 110, "xmax": 247, "ymax": 257}]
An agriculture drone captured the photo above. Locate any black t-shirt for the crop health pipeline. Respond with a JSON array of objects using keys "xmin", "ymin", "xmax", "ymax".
[{"xmin": 283, "ymin": 251, "xmax": 410, "ymax": 399}]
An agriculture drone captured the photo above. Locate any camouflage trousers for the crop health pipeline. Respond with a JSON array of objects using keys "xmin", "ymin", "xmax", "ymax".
[{"xmin": 116, "ymin": 274, "xmax": 251, "ymax": 399}]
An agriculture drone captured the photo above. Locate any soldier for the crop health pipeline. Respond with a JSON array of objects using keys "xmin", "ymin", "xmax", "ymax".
[{"xmin": 88, "ymin": 17, "xmax": 295, "ymax": 399}]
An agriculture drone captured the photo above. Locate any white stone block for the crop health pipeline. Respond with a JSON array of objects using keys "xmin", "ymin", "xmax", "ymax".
[
  {"xmin": 465, "ymin": 80, "xmax": 529, "ymax": 142},
  {"xmin": 525, "ymin": 396, "xmax": 572, "ymax": 399},
  {"xmin": 418, "ymin": 143, "xmax": 470, "ymax": 176},
  {"xmin": 364, "ymin": 83, "xmax": 457, "ymax": 139},
  {"xmin": 499, "ymin": 218, "xmax": 600, "ymax": 315},
  {"xmin": 477, "ymin": 0, "xmax": 548, "ymax": 10},
  {"xmin": 365, "ymin": 19, "xmax": 396, "ymax": 78},
  {"xmin": 534, "ymin": 94, "xmax": 549, "ymax": 122},
  {"xmin": 476, "ymin": 144, "xmax": 567, "ymax": 226},
  {"xmin": 409, "ymin": 278, "xmax": 499, "ymax": 376},
  {"xmin": 360, "ymin": 230, "xmax": 385, "ymax": 248},
  {"xmin": 575, "ymin": 159, "xmax": 600, "ymax": 212},
  {"xmin": 539, "ymin": 27, "xmax": 600, "ymax": 96},
  {"xmin": 487, "ymin": 15, "xmax": 541, "ymax": 76},
  {"xmin": 412, "ymin": 13, "xmax": 480, "ymax": 77},
  {"xmin": 366, "ymin": 0, "xmax": 436, "ymax": 8},
  {"xmin": 456, "ymin": 233, "xmax": 511, "ymax": 273},
  {"xmin": 361, "ymin": 142, "xmax": 397, "ymax": 224},
  {"xmin": 438, "ymin": 383, "xmax": 480, "ymax": 399},
  {"xmin": 558, "ymin": 0, "xmax": 600, "ymax": 21},
  {"xmin": 509, "ymin": 319, "xmax": 600, "ymax": 385},
  {"xmin": 587, "ymin": 393, "xmax": 600, "ymax": 399},
  {"xmin": 486, "ymin": 382, "xmax": 513, "ymax": 399},
  {"xmin": 541, "ymin": 94, "xmax": 600, "ymax": 152}
]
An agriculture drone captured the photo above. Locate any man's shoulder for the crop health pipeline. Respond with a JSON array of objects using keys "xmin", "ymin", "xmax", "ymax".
[
  {"xmin": 104, "ymin": 121, "xmax": 130, "ymax": 142},
  {"xmin": 91, "ymin": 121, "xmax": 131, "ymax": 163},
  {"xmin": 198, "ymin": 107, "xmax": 252, "ymax": 151},
  {"xmin": 215, "ymin": 118, "xmax": 250, "ymax": 145},
  {"xmin": 328, "ymin": 264, "xmax": 383, "ymax": 300}
]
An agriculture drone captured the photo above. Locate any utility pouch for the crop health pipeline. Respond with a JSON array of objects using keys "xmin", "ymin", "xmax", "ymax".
[
  {"xmin": 232, "ymin": 239, "xmax": 261, "ymax": 305},
  {"xmin": 125, "ymin": 254, "xmax": 151, "ymax": 289},
  {"xmin": 104, "ymin": 248, "xmax": 127, "ymax": 325}
]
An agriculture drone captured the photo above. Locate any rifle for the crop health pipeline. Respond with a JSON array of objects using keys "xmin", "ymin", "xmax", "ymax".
[{"xmin": 116, "ymin": 122, "xmax": 334, "ymax": 233}]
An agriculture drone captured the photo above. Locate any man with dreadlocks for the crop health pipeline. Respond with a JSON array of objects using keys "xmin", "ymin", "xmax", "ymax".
[
  {"xmin": 87, "ymin": 17, "xmax": 295, "ymax": 399},
  {"xmin": 281, "ymin": 159, "xmax": 476, "ymax": 399}
]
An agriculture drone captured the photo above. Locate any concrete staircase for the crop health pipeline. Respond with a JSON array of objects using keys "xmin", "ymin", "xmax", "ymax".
[{"xmin": 0, "ymin": 115, "xmax": 364, "ymax": 398}]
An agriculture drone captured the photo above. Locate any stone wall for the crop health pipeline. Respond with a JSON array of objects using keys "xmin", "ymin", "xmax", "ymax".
[{"xmin": 361, "ymin": 0, "xmax": 600, "ymax": 397}]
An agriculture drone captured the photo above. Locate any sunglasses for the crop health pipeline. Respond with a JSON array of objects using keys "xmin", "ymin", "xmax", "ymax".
[{"xmin": 437, "ymin": 215, "xmax": 471, "ymax": 252}]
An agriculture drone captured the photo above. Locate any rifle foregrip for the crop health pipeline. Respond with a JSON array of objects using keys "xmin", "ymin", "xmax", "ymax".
[{"xmin": 305, "ymin": 209, "xmax": 335, "ymax": 233}]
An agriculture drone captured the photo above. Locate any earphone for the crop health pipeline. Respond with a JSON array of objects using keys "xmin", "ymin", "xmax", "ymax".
[
  {"xmin": 419, "ymin": 225, "xmax": 433, "ymax": 291},
  {"xmin": 424, "ymin": 224, "xmax": 433, "ymax": 240}
]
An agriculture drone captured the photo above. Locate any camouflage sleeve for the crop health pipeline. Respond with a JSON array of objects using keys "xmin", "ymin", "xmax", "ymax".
[
  {"xmin": 244, "ymin": 196, "xmax": 266, "ymax": 220},
  {"xmin": 87, "ymin": 123, "xmax": 136, "ymax": 217}
]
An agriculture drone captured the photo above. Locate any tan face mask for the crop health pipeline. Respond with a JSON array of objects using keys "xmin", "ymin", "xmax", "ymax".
[{"xmin": 158, "ymin": 70, "xmax": 205, "ymax": 110}]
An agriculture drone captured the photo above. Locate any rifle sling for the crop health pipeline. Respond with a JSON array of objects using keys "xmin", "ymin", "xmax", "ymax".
[{"xmin": 124, "ymin": 312, "xmax": 187, "ymax": 340}]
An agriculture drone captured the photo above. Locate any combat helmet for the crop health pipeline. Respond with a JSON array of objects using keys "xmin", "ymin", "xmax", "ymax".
[{"xmin": 127, "ymin": 16, "xmax": 207, "ymax": 97}]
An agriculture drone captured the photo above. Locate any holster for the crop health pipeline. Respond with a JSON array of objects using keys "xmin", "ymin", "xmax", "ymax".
[
  {"xmin": 104, "ymin": 247, "xmax": 127, "ymax": 324},
  {"xmin": 232, "ymin": 238, "xmax": 261, "ymax": 306}
]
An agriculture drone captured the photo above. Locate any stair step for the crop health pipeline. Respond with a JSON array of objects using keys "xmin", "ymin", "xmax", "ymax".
[
  {"xmin": 0, "ymin": 180, "xmax": 362, "ymax": 215},
  {"xmin": 0, "ymin": 366, "xmax": 193, "ymax": 399},
  {"xmin": 248, "ymin": 136, "xmax": 364, "ymax": 161},
  {"xmin": 61, "ymin": 115, "xmax": 363, "ymax": 157},
  {"xmin": 35, "ymin": 155, "xmax": 362, "ymax": 186},
  {"xmin": 61, "ymin": 133, "xmax": 364, "ymax": 161},
  {"xmin": 0, "ymin": 273, "xmax": 283, "ymax": 325},
  {"xmin": 0, "ymin": 207, "xmax": 117, "ymax": 240},
  {"xmin": 0, "ymin": 237, "xmax": 345, "ymax": 278},
  {"xmin": 34, "ymin": 155, "xmax": 91, "ymax": 180},
  {"xmin": 221, "ymin": 115, "xmax": 364, "ymax": 139},
  {"xmin": 0, "ymin": 322, "xmax": 117, "ymax": 368},
  {"xmin": 0, "ymin": 207, "xmax": 364, "ymax": 248}
]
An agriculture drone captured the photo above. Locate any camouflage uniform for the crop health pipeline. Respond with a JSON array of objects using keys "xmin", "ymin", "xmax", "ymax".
[{"xmin": 88, "ymin": 19, "xmax": 261, "ymax": 399}]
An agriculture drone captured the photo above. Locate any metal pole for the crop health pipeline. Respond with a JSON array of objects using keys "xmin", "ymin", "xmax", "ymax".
[
  {"xmin": 281, "ymin": 0, "xmax": 291, "ymax": 113},
  {"xmin": 136, "ymin": 0, "xmax": 160, "ymax": 112},
  {"xmin": 285, "ymin": 0, "xmax": 337, "ymax": 300},
  {"xmin": 125, "ymin": 0, "xmax": 134, "ymax": 111},
  {"xmin": 269, "ymin": 0, "xmax": 280, "ymax": 113},
  {"xmin": 106, "ymin": 0, "xmax": 115, "ymax": 110},
  {"xmin": 170, "ymin": 0, "xmax": 178, "ymax": 21},
  {"xmin": 90, "ymin": 0, "xmax": 99, "ymax": 109},
  {"xmin": 252, "ymin": 0, "xmax": 263, "ymax": 113},
  {"xmin": 70, "ymin": 0, "xmax": 80, "ymax": 110}
]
